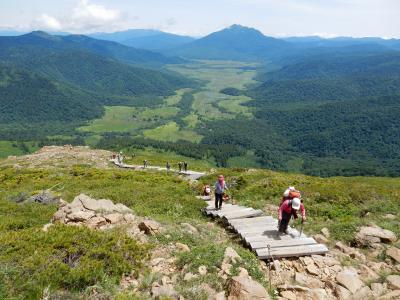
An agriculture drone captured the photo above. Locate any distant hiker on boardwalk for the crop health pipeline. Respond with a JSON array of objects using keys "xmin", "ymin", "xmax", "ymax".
[
  {"xmin": 178, "ymin": 162, "xmax": 183, "ymax": 172},
  {"xmin": 117, "ymin": 152, "xmax": 123, "ymax": 164},
  {"xmin": 143, "ymin": 160, "xmax": 148, "ymax": 168},
  {"xmin": 278, "ymin": 197, "xmax": 306, "ymax": 234},
  {"xmin": 166, "ymin": 162, "xmax": 171, "ymax": 172},
  {"xmin": 215, "ymin": 175, "xmax": 228, "ymax": 210},
  {"xmin": 203, "ymin": 185, "xmax": 211, "ymax": 196},
  {"xmin": 183, "ymin": 161, "xmax": 188, "ymax": 172}
]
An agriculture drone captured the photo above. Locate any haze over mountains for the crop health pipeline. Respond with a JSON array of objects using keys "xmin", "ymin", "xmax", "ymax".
[{"xmin": 1, "ymin": 24, "xmax": 400, "ymax": 176}]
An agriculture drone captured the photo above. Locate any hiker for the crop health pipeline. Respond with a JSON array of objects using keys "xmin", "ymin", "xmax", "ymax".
[
  {"xmin": 278, "ymin": 197, "xmax": 306, "ymax": 234},
  {"xmin": 203, "ymin": 185, "xmax": 211, "ymax": 196},
  {"xmin": 281, "ymin": 186, "xmax": 301, "ymax": 204},
  {"xmin": 117, "ymin": 152, "xmax": 123, "ymax": 164},
  {"xmin": 166, "ymin": 162, "xmax": 171, "ymax": 171},
  {"xmin": 183, "ymin": 161, "xmax": 188, "ymax": 172},
  {"xmin": 215, "ymin": 175, "xmax": 228, "ymax": 210},
  {"xmin": 143, "ymin": 160, "xmax": 148, "ymax": 168},
  {"xmin": 178, "ymin": 162, "xmax": 183, "ymax": 172}
]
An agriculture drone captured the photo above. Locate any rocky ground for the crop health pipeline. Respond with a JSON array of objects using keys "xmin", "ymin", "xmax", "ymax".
[
  {"xmin": 1, "ymin": 145, "xmax": 113, "ymax": 169},
  {"xmin": 45, "ymin": 194, "xmax": 273, "ymax": 299},
  {"xmin": 266, "ymin": 225, "xmax": 400, "ymax": 300},
  {"xmin": 42, "ymin": 193, "xmax": 400, "ymax": 300}
]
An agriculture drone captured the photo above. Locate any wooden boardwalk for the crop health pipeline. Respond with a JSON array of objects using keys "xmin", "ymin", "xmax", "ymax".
[
  {"xmin": 111, "ymin": 159, "xmax": 205, "ymax": 180},
  {"xmin": 204, "ymin": 200, "xmax": 329, "ymax": 259}
]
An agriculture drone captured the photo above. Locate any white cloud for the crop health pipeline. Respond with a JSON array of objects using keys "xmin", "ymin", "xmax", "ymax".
[
  {"xmin": 31, "ymin": 0, "xmax": 124, "ymax": 33},
  {"xmin": 34, "ymin": 14, "xmax": 62, "ymax": 31},
  {"xmin": 72, "ymin": 0, "xmax": 120, "ymax": 23}
]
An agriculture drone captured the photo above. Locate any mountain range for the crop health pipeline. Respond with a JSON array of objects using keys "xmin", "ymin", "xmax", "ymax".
[
  {"xmin": 1, "ymin": 24, "xmax": 400, "ymax": 176},
  {"xmin": 90, "ymin": 29, "xmax": 196, "ymax": 51}
]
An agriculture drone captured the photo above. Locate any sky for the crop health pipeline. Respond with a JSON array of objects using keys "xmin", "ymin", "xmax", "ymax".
[{"xmin": 0, "ymin": 0, "xmax": 399, "ymax": 38}]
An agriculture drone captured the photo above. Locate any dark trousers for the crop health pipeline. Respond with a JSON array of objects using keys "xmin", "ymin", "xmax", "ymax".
[
  {"xmin": 279, "ymin": 211, "xmax": 292, "ymax": 233},
  {"xmin": 215, "ymin": 193, "xmax": 223, "ymax": 209}
]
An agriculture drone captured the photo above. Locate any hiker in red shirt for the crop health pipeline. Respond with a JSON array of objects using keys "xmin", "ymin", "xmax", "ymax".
[{"xmin": 278, "ymin": 198, "xmax": 306, "ymax": 234}]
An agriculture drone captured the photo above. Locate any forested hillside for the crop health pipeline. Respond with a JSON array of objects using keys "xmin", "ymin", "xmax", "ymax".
[
  {"xmin": 0, "ymin": 32, "xmax": 195, "ymax": 140},
  {"xmin": 0, "ymin": 31, "xmax": 182, "ymax": 67},
  {"xmin": 241, "ymin": 52, "xmax": 400, "ymax": 176},
  {"xmin": 0, "ymin": 64, "xmax": 102, "ymax": 123}
]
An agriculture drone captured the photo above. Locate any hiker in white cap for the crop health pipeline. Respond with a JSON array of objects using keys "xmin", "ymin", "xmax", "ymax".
[{"xmin": 278, "ymin": 197, "xmax": 306, "ymax": 234}]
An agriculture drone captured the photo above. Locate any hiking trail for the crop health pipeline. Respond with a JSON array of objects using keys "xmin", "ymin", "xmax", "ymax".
[
  {"xmin": 112, "ymin": 158, "xmax": 329, "ymax": 259},
  {"xmin": 111, "ymin": 159, "xmax": 205, "ymax": 180}
]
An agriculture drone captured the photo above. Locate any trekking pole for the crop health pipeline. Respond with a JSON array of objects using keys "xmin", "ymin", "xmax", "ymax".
[
  {"xmin": 299, "ymin": 220, "xmax": 304, "ymax": 238},
  {"xmin": 267, "ymin": 244, "xmax": 275, "ymax": 294}
]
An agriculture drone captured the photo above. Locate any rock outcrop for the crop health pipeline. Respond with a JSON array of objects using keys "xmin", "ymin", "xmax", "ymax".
[
  {"xmin": 51, "ymin": 194, "xmax": 133, "ymax": 229},
  {"xmin": 355, "ymin": 225, "xmax": 397, "ymax": 246}
]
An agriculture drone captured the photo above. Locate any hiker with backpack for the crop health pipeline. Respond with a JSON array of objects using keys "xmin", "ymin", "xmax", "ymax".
[
  {"xmin": 143, "ymin": 160, "xmax": 148, "ymax": 168},
  {"xmin": 183, "ymin": 161, "xmax": 188, "ymax": 172},
  {"xmin": 278, "ymin": 197, "xmax": 306, "ymax": 234},
  {"xmin": 178, "ymin": 162, "xmax": 183, "ymax": 172},
  {"xmin": 215, "ymin": 175, "xmax": 228, "ymax": 210},
  {"xmin": 166, "ymin": 162, "xmax": 171, "ymax": 172}
]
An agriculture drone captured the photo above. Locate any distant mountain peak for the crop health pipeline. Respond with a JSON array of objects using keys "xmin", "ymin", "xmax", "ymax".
[
  {"xmin": 22, "ymin": 31, "xmax": 61, "ymax": 42},
  {"xmin": 25, "ymin": 31, "xmax": 52, "ymax": 38}
]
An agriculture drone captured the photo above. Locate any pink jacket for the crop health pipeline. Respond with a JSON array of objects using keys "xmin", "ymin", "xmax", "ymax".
[{"xmin": 278, "ymin": 199, "xmax": 306, "ymax": 220}]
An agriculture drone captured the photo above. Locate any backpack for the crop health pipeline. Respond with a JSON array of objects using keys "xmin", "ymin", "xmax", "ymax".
[{"xmin": 289, "ymin": 190, "xmax": 301, "ymax": 199}]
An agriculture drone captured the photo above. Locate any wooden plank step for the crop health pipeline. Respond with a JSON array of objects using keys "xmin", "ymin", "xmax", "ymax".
[
  {"xmin": 243, "ymin": 230, "xmax": 302, "ymax": 244},
  {"xmin": 229, "ymin": 216, "xmax": 275, "ymax": 227},
  {"xmin": 256, "ymin": 244, "xmax": 329, "ymax": 259},
  {"xmin": 206, "ymin": 206, "xmax": 240, "ymax": 213},
  {"xmin": 204, "ymin": 205, "xmax": 234, "ymax": 214},
  {"xmin": 234, "ymin": 220, "xmax": 278, "ymax": 229},
  {"xmin": 229, "ymin": 216, "xmax": 275, "ymax": 225},
  {"xmin": 229, "ymin": 220, "xmax": 275, "ymax": 228},
  {"xmin": 237, "ymin": 225, "xmax": 283, "ymax": 236},
  {"xmin": 249, "ymin": 238, "xmax": 318, "ymax": 250},
  {"xmin": 215, "ymin": 208, "xmax": 249, "ymax": 218},
  {"xmin": 230, "ymin": 219, "xmax": 276, "ymax": 227},
  {"xmin": 204, "ymin": 203, "xmax": 233, "ymax": 210},
  {"xmin": 196, "ymin": 196, "xmax": 211, "ymax": 201},
  {"xmin": 240, "ymin": 227, "xmax": 300, "ymax": 237},
  {"xmin": 232, "ymin": 223, "xmax": 278, "ymax": 233},
  {"xmin": 208, "ymin": 206, "xmax": 247, "ymax": 217},
  {"xmin": 223, "ymin": 209, "xmax": 264, "ymax": 220},
  {"xmin": 219, "ymin": 207, "xmax": 254, "ymax": 217}
]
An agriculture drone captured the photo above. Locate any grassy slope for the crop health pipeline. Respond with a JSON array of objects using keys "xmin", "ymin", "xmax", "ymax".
[
  {"xmin": 0, "ymin": 164, "xmax": 263, "ymax": 299},
  {"xmin": 0, "ymin": 153, "xmax": 399, "ymax": 298}
]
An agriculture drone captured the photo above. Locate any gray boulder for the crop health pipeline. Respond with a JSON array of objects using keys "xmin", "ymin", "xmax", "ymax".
[
  {"xmin": 355, "ymin": 226, "xmax": 397, "ymax": 246},
  {"xmin": 30, "ymin": 190, "xmax": 59, "ymax": 204}
]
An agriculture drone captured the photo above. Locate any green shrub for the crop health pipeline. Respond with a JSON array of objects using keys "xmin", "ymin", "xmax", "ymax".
[{"xmin": 0, "ymin": 225, "xmax": 149, "ymax": 299}]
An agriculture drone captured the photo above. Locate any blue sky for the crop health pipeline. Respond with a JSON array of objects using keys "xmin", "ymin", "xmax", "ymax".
[{"xmin": 0, "ymin": 0, "xmax": 399, "ymax": 38}]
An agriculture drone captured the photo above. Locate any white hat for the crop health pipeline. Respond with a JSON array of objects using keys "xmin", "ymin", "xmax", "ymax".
[
  {"xmin": 292, "ymin": 198, "xmax": 301, "ymax": 210},
  {"xmin": 289, "ymin": 186, "xmax": 295, "ymax": 191}
]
